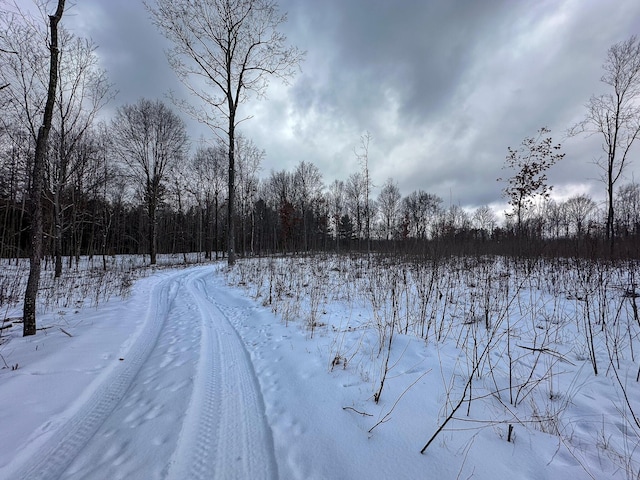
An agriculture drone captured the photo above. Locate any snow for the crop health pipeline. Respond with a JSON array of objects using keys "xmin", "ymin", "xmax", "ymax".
[{"xmin": 0, "ymin": 255, "xmax": 638, "ymax": 479}]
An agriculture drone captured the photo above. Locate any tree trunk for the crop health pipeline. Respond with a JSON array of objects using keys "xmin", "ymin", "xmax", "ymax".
[
  {"xmin": 23, "ymin": 0, "xmax": 65, "ymax": 336},
  {"xmin": 227, "ymin": 117, "xmax": 236, "ymax": 266},
  {"xmin": 608, "ymin": 165, "xmax": 615, "ymax": 254},
  {"xmin": 150, "ymin": 213, "xmax": 157, "ymax": 265},
  {"xmin": 53, "ymin": 185, "xmax": 63, "ymax": 277},
  {"xmin": 148, "ymin": 198, "xmax": 157, "ymax": 265},
  {"xmin": 214, "ymin": 195, "xmax": 219, "ymax": 260},
  {"xmin": 203, "ymin": 198, "xmax": 210, "ymax": 260}
]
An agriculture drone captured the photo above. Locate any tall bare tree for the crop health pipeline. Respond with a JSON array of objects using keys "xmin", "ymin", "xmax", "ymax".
[
  {"xmin": 292, "ymin": 160, "xmax": 323, "ymax": 252},
  {"xmin": 345, "ymin": 172, "xmax": 366, "ymax": 242},
  {"xmin": 49, "ymin": 31, "xmax": 114, "ymax": 277},
  {"xmin": 377, "ymin": 178, "xmax": 401, "ymax": 241},
  {"xmin": 325, "ymin": 180, "xmax": 344, "ymax": 251},
  {"xmin": 564, "ymin": 194, "xmax": 596, "ymax": 237},
  {"xmin": 401, "ymin": 190, "xmax": 442, "ymax": 240},
  {"xmin": 20, "ymin": 0, "xmax": 66, "ymax": 336},
  {"xmin": 472, "ymin": 205, "xmax": 497, "ymax": 239},
  {"xmin": 147, "ymin": 0, "xmax": 303, "ymax": 265},
  {"xmin": 263, "ymin": 169, "xmax": 295, "ymax": 251},
  {"xmin": 190, "ymin": 142, "xmax": 227, "ymax": 259},
  {"xmin": 615, "ymin": 182, "xmax": 640, "ymax": 236},
  {"xmin": 441, "ymin": 204, "xmax": 470, "ymax": 237},
  {"xmin": 355, "ymin": 132, "xmax": 373, "ymax": 254},
  {"xmin": 111, "ymin": 99, "xmax": 189, "ymax": 265},
  {"xmin": 542, "ymin": 199, "xmax": 566, "ymax": 239},
  {"xmin": 0, "ymin": 6, "xmax": 48, "ymax": 270},
  {"xmin": 235, "ymin": 134, "xmax": 263, "ymax": 255},
  {"xmin": 571, "ymin": 36, "xmax": 640, "ymax": 251}
]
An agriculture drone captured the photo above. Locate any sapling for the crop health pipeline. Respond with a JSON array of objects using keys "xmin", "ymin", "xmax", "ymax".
[{"xmin": 369, "ymin": 269, "xmax": 400, "ymax": 403}]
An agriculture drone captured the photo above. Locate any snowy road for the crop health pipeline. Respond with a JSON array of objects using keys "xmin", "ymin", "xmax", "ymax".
[{"xmin": 7, "ymin": 267, "xmax": 278, "ymax": 480}]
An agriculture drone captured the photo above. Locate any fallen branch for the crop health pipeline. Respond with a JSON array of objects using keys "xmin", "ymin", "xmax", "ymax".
[
  {"xmin": 60, "ymin": 328, "xmax": 73, "ymax": 337},
  {"xmin": 342, "ymin": 406, "xmax": 372, "ymax": 417},
  {"xmin": 517, "ymin": 344, "xmax": 575, "ymax": 365},
  {"xmin": 420, "ymin": 385, "xmax": 468, "ymax": 454},
  {"xmin": 0, "ymin": 352, "xmax": 9, "ymax": 369}
]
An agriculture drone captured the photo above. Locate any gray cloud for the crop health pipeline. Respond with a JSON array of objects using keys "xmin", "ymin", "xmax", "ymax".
[{"xmin": 63, "ymin": 0, "xmax": 640, "ymax": 210}]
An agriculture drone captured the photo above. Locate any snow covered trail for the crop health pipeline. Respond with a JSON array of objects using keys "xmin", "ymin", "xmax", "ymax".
[
  {"xmin": 6, "ymin": 266, "xmax": 277, "ymax": 480},
  {"xmin": 166, "ymin": 270, "xmax": 278, "ymax": 480}
]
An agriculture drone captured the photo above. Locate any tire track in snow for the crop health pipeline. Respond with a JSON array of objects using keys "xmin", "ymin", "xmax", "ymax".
[
  {"xmin": 10, "ymin": 267, "xmax": 277, "ymax": 480},
  {"xmin": 166, "ymin": 271, "xmax": 278, "ymax": 480},
  {"xmin": 9, "ymin": 271, "xmax": 182, "ymax": 480}
]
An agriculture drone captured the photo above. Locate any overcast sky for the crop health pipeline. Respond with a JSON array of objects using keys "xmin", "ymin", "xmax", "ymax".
[{"xmin": 61, "ymin": 0, "xmax": 640, "ymax": 211}]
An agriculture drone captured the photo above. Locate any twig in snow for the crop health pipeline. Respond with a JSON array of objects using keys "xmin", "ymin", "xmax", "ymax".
[
  {"xmin": 369, "ymin": 370, "xmax": 430, "ymax": 434},
  {"xmin": 517, "ymin": 344, "xmax": 576, "ymax": 366},
  {"xmin": 342, "ymin": 406, "xmax": 373, "ymax": 417},
  {"xmin": 60, "ymin": 328, "xmax": 73, "ymax": 337},
  {"xmin": 0, "ymin": 352, "xmax": 9, "ymax": 369}
]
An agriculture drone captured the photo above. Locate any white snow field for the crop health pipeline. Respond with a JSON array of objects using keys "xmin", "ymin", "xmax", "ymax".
[{"xmin": 0, "ymin": 255, "xmax": 639, "ymax": 479}]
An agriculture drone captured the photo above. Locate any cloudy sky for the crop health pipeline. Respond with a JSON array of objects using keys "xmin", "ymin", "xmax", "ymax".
[{"xmin": 61, "ymin": 0, "xmax": 640, "ymax": 211}]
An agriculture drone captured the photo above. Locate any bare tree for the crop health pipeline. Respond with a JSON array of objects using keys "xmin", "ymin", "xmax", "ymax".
[
  {"xmin": 327, "ymin": 179, "xmax": 345, "ymax": 251},
  {"xmin": 0, "ymin": 6, "xmax": 48, "ymax": 269},
  {"xmin": 190, "ymin": 142, "xmax": 227, "ymax": 259},
  {"xmin": 292, "ymin": 160, "xmax": 323, "ymax": 251},
  {"xmin": 345, "ymin": 172, "xmax": 366, "ymax": 242},
  {"xmin": 0, "ymin": 6, "xmax": 48, "ymax": 141},
  {"xmin": 440, "ymin": 204, "xmax": 470, "ymax": 237},
  {"xmin": 499, "ymin": 127, "xmax": 564, "ymax": 235},
  {"xmin": 147, "ymin": 0, "xmax": 304, "ymax": 265},
  {"xmin": 111, "ymin": 99, "xmax": 189, "ymax": 265},
  {"xmin": 235, "ymin": 134, "xmax": 263, "ymax": 255},
  {"xmin": 615, "ymin": 181, "xmax": 640, "ymax": 236},
  {"xmin": 541, "ymin": 199, "xmax": 566, "ymax": 238},
  {"xmin": 49, "ymin": 31, "xmax": 114, "ymax": 277},
  {"xmin": 472, "ymin": 205, "xmax": 496, "ymax": 239},
  {"xmin": 19, "ymin": 0, "xmax": 66, "ymax": 336},
  {"xmin": 401, "ymin": 190, "xmax": 442, "ymax": 240},
  {"xmin": 377, "ymin": 178, "xmax": 401, "ymax": 241},
  {"xmin": 265, "ymin": 169, "xmax": 295, "ymax": 251},
  {"xmin": 571, "ymin": 36, "xmax": 640, "ymax": 250},
  {"xmin": 355, "ymin": 131, "xmax": 373, "ymax": 255},
  {"xmin": 564, "ymin": 194, "xmax": 596, "ymax": 237}
]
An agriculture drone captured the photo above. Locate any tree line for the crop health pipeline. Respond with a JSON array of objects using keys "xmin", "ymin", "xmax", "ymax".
[{"xmin": 2, "ymin": 108, "xmax": 640, "ymax": 262}]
